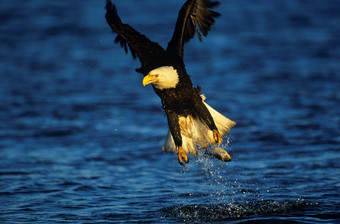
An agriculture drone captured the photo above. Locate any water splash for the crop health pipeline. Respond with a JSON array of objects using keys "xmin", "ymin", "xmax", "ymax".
[
  {"xmin": 161, "ymin": 200, "xmax": 318, "ymax": 222},
  {"xmin": 166, "ymin": 140, "xmax": 318, "ymax": 222}
]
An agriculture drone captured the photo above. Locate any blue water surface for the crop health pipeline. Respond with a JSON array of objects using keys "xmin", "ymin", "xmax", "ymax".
[{"xmin": 1, "ymin": 0, "xmax": 340, "ymax": 223}]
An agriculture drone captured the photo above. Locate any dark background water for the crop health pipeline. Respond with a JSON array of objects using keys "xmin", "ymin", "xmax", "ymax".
[{"xmin": 1, "ymin": 0, "xmax": 340, "ymax": 223}]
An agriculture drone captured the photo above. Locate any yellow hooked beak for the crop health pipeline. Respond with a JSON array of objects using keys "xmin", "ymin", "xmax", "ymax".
[{"xmin": 142, "ymin": 74, "xmax": 156, "ymax": 86}]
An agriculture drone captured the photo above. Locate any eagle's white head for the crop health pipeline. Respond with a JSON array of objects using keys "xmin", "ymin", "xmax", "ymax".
[{"xmin": 142, "ymin": 66, "xmax": 179, "ymax": 90}]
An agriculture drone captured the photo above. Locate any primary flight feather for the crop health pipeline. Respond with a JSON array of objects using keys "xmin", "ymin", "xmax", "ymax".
[{"xmin": 105, "ymin": 0, "xmax": 235, "ymax": 165}]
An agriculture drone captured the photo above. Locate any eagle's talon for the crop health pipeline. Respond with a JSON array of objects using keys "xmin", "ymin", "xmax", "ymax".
[
  {"xmin": 213, "ymin": 129, "xmax": 223, "ymax": 144},
  {"xmin": 178, "ymin": 146, "xmax": 189, "ymax": 166}
]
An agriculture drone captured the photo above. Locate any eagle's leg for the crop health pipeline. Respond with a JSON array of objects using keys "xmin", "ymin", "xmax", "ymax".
[
  {"xmin": 166, "ymin": 109, "xmax": 189, "ymax": 165},
  {"xmin": 178, "ymin": 146, "xmax": 188, "ymax": 166},
  {"xmin": 213, "ymin": 129, "xmax": 223, "ymax": 144},
  {"xmin": 194, "ymin": 92, "xmax": 223, "ymax": 144}
]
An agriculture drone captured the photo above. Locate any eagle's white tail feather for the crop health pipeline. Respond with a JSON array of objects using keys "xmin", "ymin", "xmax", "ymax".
[
  {"xmin": 202, "ymin": 101, "xmax": 236, "ymax": 138},
  {"xmin": 162, "ymin": 96, "xmax": 236, "ymax": 156}
]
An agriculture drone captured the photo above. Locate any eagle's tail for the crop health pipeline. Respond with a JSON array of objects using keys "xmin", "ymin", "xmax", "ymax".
[{"xmin": 162, "ymin": 95, "xmax": 236, "ymax": 156}]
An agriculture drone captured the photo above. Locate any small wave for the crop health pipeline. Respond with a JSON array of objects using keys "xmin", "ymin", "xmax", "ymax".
[
  {"xmin": 74, "ymin": 185, "xmax": 96, "ymax": 192},
  {"xmin": 161, "ymin": 200, "xmax": 317, "ymax": 222}
]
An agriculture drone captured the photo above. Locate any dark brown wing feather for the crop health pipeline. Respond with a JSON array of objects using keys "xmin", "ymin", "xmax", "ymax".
[
  {"xmin": 105, "ymin": 0, "xmax": 166, "ymax": 75},
  {"xmin": 167, "ymin": 0, "xmax": 220, "ymax": 58}
]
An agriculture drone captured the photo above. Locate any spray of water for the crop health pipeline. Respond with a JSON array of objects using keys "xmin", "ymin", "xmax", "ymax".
[{"xmin": 163, "ymin": 137, "xmax": 318, "ymax": 222}]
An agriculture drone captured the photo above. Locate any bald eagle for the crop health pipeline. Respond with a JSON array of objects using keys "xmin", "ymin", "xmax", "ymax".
[{"xmin": 105, "ymin": 0, "xmax": 236, "ymax": 165}]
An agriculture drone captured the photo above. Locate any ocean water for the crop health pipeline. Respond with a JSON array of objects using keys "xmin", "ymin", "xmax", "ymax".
[{"xmin": 1, "ymin": 0, "xmax": 340, "ymax": 223}]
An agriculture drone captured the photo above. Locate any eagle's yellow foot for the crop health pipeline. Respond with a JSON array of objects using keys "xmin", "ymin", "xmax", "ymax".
[
  {"xmin": 178, "ymin": 146, "xmax": 189, "ymax": 166},
  {"xmin": 213, "ymin": 129, "xmax": 223, "ymax": 144}
]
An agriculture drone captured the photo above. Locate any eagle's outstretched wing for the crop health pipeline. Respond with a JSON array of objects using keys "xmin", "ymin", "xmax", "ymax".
[
  {"xmin": 105, "ymin": 0, "xmax": 166, "ymax": 75},
  {"xmin": 166, "ymin": 0, "xmax": 220, "ymax": 58}
]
